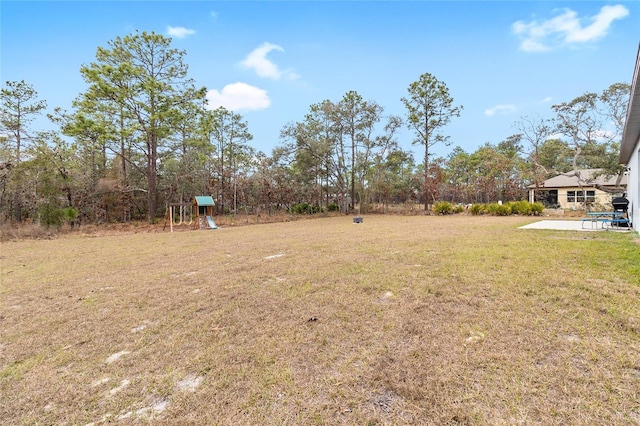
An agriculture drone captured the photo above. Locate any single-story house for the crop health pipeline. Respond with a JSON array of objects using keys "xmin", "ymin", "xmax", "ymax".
[
  {"xmin": 528, "ymin": 169, "xmax": 627, "ymax": 209},
  {"xmin": 619, "ymin": 42, "xmax": 640, "ymax": 230}
]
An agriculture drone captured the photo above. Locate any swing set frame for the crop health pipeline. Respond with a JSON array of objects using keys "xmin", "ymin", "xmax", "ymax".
[{"xmin": 163, "ymin": 203, "xmax": 195, "ymax": 232}]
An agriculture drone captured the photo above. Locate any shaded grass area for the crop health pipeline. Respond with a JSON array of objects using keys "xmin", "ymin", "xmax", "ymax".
[{"xmin": 1, "ymin": 215, "xmax": 640, "ymax": 425}]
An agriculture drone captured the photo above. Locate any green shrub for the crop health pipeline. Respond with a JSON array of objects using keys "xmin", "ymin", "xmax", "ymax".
[
  {"xmin": 505, "ymin": 201, "xmax": 545, "ymax": 216},
  {"xmin": 469, "ymin": 201, "xmax": 543, "ymax": 216},
  {"xmin": 37, "ymin": 205, "xmax": 77, "ymax": 228},
  {"xmin": 486, "ymin": 203, "xmax": 512, "ymax": 216},
  {"xmin": 290, "ymin": 203, "xmax": 322, "ymax": 215},
  {"xmin": 327, "ymin": 203, "xmax": 340, "ymax": 212},
  {"xmin": 62, "ymin": 207, "xmax": 78, "ymax": 223},
  {"xmin": 290, "ymin": 203, "xmax": 307, "ymax": 214},
  {"xmin": 470, "ymin": 204, "xmax": 486, "ymax": 215},
  {"xmin": 507, "ymin": 200, "xmax": 531, "ymax": 215},
  {"xmin": 433, "ymin": 201, "xmax": 454, "ymax": 215},
  {"xmin": 39, "ymin": 204, "xmax": 64, "ymax": 227},
  {"xmin": 530, "ymin": 202, "xmax": 544, "ymax": 215}
]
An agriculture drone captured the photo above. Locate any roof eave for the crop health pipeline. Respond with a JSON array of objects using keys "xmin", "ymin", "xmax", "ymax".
[{"xmin": 620, "ymin": 42, "xmax": 640, "ymax": 165}]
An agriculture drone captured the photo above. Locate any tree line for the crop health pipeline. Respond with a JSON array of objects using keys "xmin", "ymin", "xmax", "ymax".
[{"xmin": 0, "ymin": 31, "xmax": 629, "ymax": 226}]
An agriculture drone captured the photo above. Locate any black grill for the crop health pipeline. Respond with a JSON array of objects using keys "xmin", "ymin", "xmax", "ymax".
[
  {"xmin": 611, "ymin": 197, "xmax": 630, "ymax": 228},
  {"xmin": 612, "ymin": 197, "xmax": 629, "ymax": 213}
]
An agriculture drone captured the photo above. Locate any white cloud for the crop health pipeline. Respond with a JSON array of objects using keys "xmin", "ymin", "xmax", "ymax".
[
  {"xmin": 565, "ymin": 5, "xmax": 629, "ymax": 43},
  {"xmin": 539, "ymin": 96, "xmax": 553, "ymax": 104},
  {"xmin": 549, "ymin": 132, "xmax": 564, "ymax": 141},
  {"xmin": 485, "ymin": 104, "xmax": 517, "ymax": 117},
  {"xmin": 205, "ymin": 82, "xmax": 271, "ymax": 111},
  {"xmin": 512, "ymin": 4, "xmax": 628, "ymax": 52},
  {"xmin": 167, "ymin": 26, "xmax": 196, "ymax": 39},
  {"xmin": 240, "ymin": 42, "xmax": 299, "ymax": 80}
]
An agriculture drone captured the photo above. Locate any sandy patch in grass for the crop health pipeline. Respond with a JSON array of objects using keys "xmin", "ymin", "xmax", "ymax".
[
  {"xmin": 108, "ymin": 378, "xmax": 130, "ymax": 396},
  {"xmin": 91, "ymin": 377, "xmax": 111, "ymax": 387},
  {"xmin": 117, "ymin": 398, "xmax": 169, "ymax": 420},
  {"xmin": 264, "ymin": 253, "xmax": 285, "ymax": 259},
  {"xmin": 130, "ymin": 320, "xmax": 152, "ymax": 333},
  {"xmin": 176, "ymin": 374, "xmax": 204, "ymax": 392},
  {"xmin": 105, "ymin": 350, "xmax": 130, "ymax": 364}
]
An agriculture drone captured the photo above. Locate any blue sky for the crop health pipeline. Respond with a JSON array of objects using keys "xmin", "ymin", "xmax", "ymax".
[{"xmin": 1, "ymin": 1, "xmax": 639, "ymax": 160}]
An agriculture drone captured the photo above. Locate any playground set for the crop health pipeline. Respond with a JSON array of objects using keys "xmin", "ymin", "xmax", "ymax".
[{"xmin": 164, "ymin": 196, "xmax": 218, "ymax": 232}]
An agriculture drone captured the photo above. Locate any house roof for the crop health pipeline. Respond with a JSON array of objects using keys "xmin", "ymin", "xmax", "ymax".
[
  {"xmin": 533, "ymin": 169, "xmax": 627, "ymax": 188},
  {"xmin": 620, "ymin": 42, "xmax": 640, "ymax": 165},
  {"xmin": 194, "ymin": 196, "xmax": 215, "ymax": 206}
]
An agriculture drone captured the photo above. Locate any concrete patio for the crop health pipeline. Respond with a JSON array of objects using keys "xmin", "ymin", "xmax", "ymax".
[{"xmin": 519, "ymin": 219, "xmax": 631, "ymax": 231}]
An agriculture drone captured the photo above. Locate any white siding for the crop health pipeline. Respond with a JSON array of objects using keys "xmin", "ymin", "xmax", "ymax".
[{"xmin": 630, "ymin": 143, "xmax": 640, "ymax": 229}]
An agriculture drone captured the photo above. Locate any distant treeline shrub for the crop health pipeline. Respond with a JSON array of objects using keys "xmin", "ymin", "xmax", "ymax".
[
  {"xmin": 290, "ymin": 203, "xmax": 322, "ymax": 215},
  {"xmin": 39, "ymin": 206, "xmax": 78, "ymax": 228},
  {"xmin": 470, "ymin": 201, "xmax": 543, "ymax": 216}
]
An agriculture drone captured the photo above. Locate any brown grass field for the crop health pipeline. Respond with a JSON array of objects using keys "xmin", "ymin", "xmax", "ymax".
[{"xmin": 1, "ymin": 215, "xmax": 640, "ymax": 425}]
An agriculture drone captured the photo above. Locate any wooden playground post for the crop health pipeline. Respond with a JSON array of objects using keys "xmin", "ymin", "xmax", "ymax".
[{"xmin": 164, "ymin": 203, "xmax": 194, "ymax": 233}]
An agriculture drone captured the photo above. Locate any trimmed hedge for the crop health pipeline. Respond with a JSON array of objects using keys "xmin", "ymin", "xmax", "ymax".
[{"xmin": 470, "ymin": 201, "xmax": 544, "ymax": 216}]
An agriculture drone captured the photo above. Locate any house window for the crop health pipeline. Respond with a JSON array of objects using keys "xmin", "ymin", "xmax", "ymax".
[
  {"xmin": 585, "ymin": 191, "xmax": 595, "ymax": 203},
  {"xmin": 567, "ymin": 190, "xmax": 595, "ymax": 203}
]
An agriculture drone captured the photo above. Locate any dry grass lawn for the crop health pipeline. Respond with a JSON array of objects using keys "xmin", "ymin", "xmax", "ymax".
[{"xmin": 1, "ymin": 215, "xmax": 640, "ymax": 425}]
